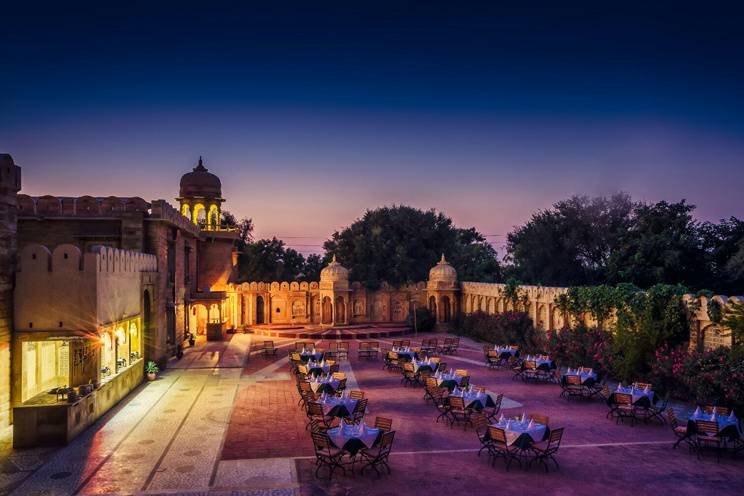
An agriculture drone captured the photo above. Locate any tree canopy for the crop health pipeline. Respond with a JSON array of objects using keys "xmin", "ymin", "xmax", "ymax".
[
  {"xmin": 506, "ymin": 194, "xmax": 743, "ymax": 293},
  {"xmin": 323, "ymin": 205, "xmax": 500, "ymax": 289}
]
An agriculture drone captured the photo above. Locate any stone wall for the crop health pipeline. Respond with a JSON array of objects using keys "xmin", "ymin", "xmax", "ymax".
[
  {"xmin": 0, "ymin": 154, "xmax": 21, "ymax": 429},
  {"xmin": 460, "ymin": 281, "xmax": 742, "ymax": 349}
]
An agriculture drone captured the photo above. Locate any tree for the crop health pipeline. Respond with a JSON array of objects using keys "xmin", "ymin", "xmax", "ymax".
[
  {"xmin": 238, "ymin": 237, "xmax": 306, "ymax": 282},
  {"xmin": 323, "ymin": 205, "xmax": 500, "ymax": 289},
  {"xmin": 700, "ymin": 217, "xmax": 744, "ymax": 293},
  {"xmin": 506, "ymin": 194, "xmax": 633, "ymax": 286},
  {"xmin": 221, "ymin": 210, "xmax": 254, "ymax": 250},
  {"xmin": 607, "ymin": 200, "xmax": 707, "ymax": 289},
  {"xmin": 302, "ymin": 253, "xmax": 325, "ymax": 281}
]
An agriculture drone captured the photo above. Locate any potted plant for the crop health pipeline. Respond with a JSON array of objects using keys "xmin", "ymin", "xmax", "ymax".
[{"xmin": 145, "ymin": 361, "xmax": 159, "ymax": 381}]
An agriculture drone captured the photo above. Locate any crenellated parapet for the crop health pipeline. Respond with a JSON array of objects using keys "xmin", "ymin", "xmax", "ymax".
[
  {"xmin": 15, "ymin": 244, "xmax": 156, "ymax": 332},
  {"xmin": 149, "ymin": 199, "xmax": 201, "ymax": 237},
  {"xmin": 19, "ymin": 244, "xmax": 157, "ymax": 274},
  {"xmin": 17, "ymin": 194, "xmax": 149, "ymax": 217}
]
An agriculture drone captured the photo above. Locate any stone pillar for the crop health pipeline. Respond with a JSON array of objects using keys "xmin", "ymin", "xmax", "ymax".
[{"xmin": 0, "ymin": 154, "xmax": 21, "ymax": 429}]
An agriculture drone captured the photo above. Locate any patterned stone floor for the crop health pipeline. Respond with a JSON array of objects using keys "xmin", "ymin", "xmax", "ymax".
[{"xmin": 1, "ymin": 332, "xmax": 743, "ymax": 495}]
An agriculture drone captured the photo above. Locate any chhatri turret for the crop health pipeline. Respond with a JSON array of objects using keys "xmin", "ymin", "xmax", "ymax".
[
  {"xmin": 426, "ymin": 254, "xmax": 459, "ymax": 326},
  {"xmin": 177, "ymin": 156, "xmax": 224, "ymax": 229}
]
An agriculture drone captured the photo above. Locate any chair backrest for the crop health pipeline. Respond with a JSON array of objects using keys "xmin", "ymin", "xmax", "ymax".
[
  {"xmin": 349, "ymin": 390, "xmax": 365, "ymax": 400},
  {"xmin": 295, "ymin": 342, "xmax": 305, "ymax": 351},
  {"xmin": 529, "ymin": 413, "xmax": 550, "ymax": 425},
  {"xmin": 566, "ymin": 375, "xmax": 582, "ymax": 385},
  {"xmin": 369, "ymin": 341, "xmax": 379, "ymax": 350},
  {"xmin": 449, "ymin": 396, "xmax": 466, "ymax": 410},
  {"xmin": 473, "ymin": 412, "xmax": 488, "ymax": 432},
  {"xmin": 308, "ymin": 401, "xmax": 324, "ymax": 416},
  {"xmin": 328, "ymin": 342, "xmax": 338, "ymax": 351},
  {"xmin": 547, "ymin": 427, "xmax": 564, "ymax": 449},
  {"xmin": 401, "ymin": 339, "xmax": 411, "ymax": 346},
  {"xmin": 614, "ymin": 392, "xmax": 632, "ymax": 405},
  {"xmin": 487, "ymin": 350, "xmax": 499, "ymax": 359},
  {"xmin": 633, "ymin": 382, "xmax": 652, "ymax": 390},
  {"xmin": 338, "ymin": 342, "xmax": 350, "ymax": 351},
  {"xmin": 704, "ymin": 405, "xmax": 731, "ymax": 416},
  {"xmin": 454, "ymin": 369, "xmax": 468, "ymax": 376},
  {"xmin": 430, "ymin": 357, "xmax": 440, "ymax": 364},
  {"xmin": 291, "ymin": 353, "xmax": 301, "ymax": 362},
  {"xmin": 525, "ymin": 360, "xmax": 537, "ymax": 370},
  {"xmin": 488, "ymin": 426, "xmax": 507, "ymax": 445},
  {"xmin": 360, "ymin": 341, "xmax": 370, "ymax": 350},
  {"xmin": 379, "ymin": 430, "xmax": 396, "ymax": 453},
  {"xmin": 311, "ymin": 431, "xmax": 332, "ymax": 451},
  {"xmin": 264, "ymin": 340, "xmax": 275, "ymax": 349},
  {"xmin": 354, "ymin": 398, "xmax": 368, "ymax": 413},
  {"xmin": 425, "ymin": 377, "xmax": 439, "ymax": 388},
  {"xmin": 298, "ymin": 365, "xmax": 309, "ymax": 375},
  {"xmin": 445, "ymin": 338, "xmax": 454, "ymax": 345},
  {"xmin": 493, "ymin": 393, "xmax": 503, "ymax": 409},
  {"xmin": 403, "ymin": 362, "xmax": 414, "ymax": 372},
  {"xmin": 393, "ymin": 340, "xmax": 403, "ymax": 347},
  {"xmin": 337, "ymin": 377, "xmax": 347, "ymax": 390},
  {"xmin": 696, "ymin": 419, "xmax": 720, "ymax": 435},
  {"xmin": 389, "ymin": 351, "xmax": 399, "ymax": 360},
  {"xmin": 332, "ymin": 372, "xmax": 346, "ymax": 380},
  {"xmin": 299, "ymin": 381, "xmax": 311, "ymax": 393},
  {"xmin": 458, "ymin": 376, "xmax": 470, "ymax": 388},
  {"xmin": 666, "ymin": 407, "xmax": 679, "ymax": 428},
  {"xmin": 375, "ymin": 416, "xmax": 393, "ymax": 431}
]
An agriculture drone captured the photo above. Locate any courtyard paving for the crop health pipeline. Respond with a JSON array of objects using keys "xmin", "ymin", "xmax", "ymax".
[{"xmin": 1, "ymin": 332, "xmax": 743, "ymax": 495}]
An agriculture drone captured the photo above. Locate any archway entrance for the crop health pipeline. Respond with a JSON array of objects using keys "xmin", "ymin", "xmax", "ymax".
[
  {"xmin": 429, "ymin": 296, "xmax": 437, "ymax": 320},
  {"xmin": 256, "ymin": 296, "xmax": 265, "ymax": 324},
  {"xmin": 322, "ymin": 297, "xmax": 333, "ymax": 324},
  {"xmin": 441, "ymin": 296, "xmax": 451, "ymax": 322},
  {"xmin": 335, "ymin": 297, "xmax": 346, "ymax": 324}
]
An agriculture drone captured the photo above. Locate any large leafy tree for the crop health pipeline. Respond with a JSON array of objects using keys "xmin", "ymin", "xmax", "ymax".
[
  {"xmin": 607, "ymin": 200, "xmax": 708, "ymax": 289},
  {"xmin": 699, "ymin": 217, "xmax": 744, "ymax": 294},
  {"xmin": 238, "ymin": 237, "xmax": 307, "ymax": 282},
  {"xmin": 506, "ymin": 194, "xmax": 633, "ymax": 286},
  {"xmin": 323, "ymin": 205, "xmax": 500, "ymax": 288}
]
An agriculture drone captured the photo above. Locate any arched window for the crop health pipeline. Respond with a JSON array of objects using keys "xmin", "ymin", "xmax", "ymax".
[{"xmin": 181, "ymin": 203, "xmax": 191, "ymax": 219}]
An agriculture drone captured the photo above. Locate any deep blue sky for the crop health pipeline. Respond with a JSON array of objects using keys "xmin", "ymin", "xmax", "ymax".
[{"xmin": 2, "ymin": 2, "xmax": 743, "ymax": 254}]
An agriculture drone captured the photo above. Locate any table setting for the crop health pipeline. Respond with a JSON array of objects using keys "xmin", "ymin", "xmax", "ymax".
[
  {"xmin": 318, "ymin": 391, "xmax": 358, "ymax": 418},
  {"xmin": 561, "ymin": 367, "xmax": 598, "ymax": 386},
  {"xmin": 687, "ymin": 407, "xmax": 742, "ymax": 440},
  {"xmin": 308, "ymin": 374, "xmax": 341, "ymax": 394},
  {"xmin": 494, "ymin": 345, "xmax": 519, "ymax": 360},
  {"xmin": 490, "ymin": 412, "xmax": 549, "ymax": 449},
  {"xmin": 391, "ymin": 346, "xmax": 418, "ymax": 361},
  {"xmin": 434, "ymin": 369, "xmax": 467, "ymax": 390},
  {"xmin": 449, "ymin": 386, "xmax": 495, "ymax": 411},
  {"xmin": 412, "ymin": 357, "xmax": 438, "ymax": 373},
  {"xmin": 612, "ymin": 384, "xmax": 657, "ymax": 407},
  {"xmin": 327, "ymin": 420, "xmax": 382, "ymax": 456},
  {"xmin": 306, "ymin": 359, "xmax": 331, "ymax": 376}
]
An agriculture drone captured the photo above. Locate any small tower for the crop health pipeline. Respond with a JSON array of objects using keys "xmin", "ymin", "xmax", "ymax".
[
  {"xmin": 177, "ymin": 157, "xmax": 224, "ymax": 229},
  {"xmin": 319, "ymin": 255, "xmax": 351, "ymax": 326},
  {"xmin": 426, "ymin": 254, "xmax": 459, "ymax": 327}
]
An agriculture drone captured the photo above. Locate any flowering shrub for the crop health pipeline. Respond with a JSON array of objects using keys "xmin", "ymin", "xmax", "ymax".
[
  {"xmin": 546, "ymin": 325, "xmax": 614, "ymax": 378},
  {"xmin": 651, "ymin": 346, "xmax": 744, "ymax": 415},
  {"xmin": 455, "ymin": 311, "xmax": 544, "ymax": 352}
]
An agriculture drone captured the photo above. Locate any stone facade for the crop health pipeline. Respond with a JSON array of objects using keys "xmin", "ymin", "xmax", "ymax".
[
  {"xmin": 0, "ymin": 154, "xmax": 21, "ymax": 429},
  {"xmin": 459, "ymin": 282, "xmax": 742, "ymax": 350}
]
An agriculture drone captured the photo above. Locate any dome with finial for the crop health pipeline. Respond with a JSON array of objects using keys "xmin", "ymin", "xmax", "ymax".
[
  {"xmin": 179, "ymin": 156, "xmax": 222, "ymax": 198},
  {"xmin": 320, "ymin": 255, "xmax": 349, "ymax": 283},
  {"xmin": 428, "ymin": 254, "xmax": 457, "ymax": 284}
]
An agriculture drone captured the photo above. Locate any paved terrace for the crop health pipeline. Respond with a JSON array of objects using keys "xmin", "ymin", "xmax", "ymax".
[{"xmin": 1, "ymin": 332, "xmax": 743, "ymax": 496}]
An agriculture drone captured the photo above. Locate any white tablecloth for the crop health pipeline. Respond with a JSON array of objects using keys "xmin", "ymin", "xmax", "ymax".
[
  {"xmin": 615, "ymin": 386, "xmax": 654, "ymax": 404},
  {"xmin": 564, "ymin": 371, "xmax": 597, "ymax": 383},
  {"xmin": 689, "ymin": 411, "xmax": 741, "ymax": 434},
  {"xmin": 450, "ymin": 389, "xmax": 489, "ymax": 408},
  {"xmin": 494, "ymin": 346, "xmax": 518, "ymax": 356},
  {"xmin": 327, "ymin": 423, "xmax": 380, "ymax": 450},
  {"xmin": 320, "ymin": 396, "xmax": 357, "ymax": 414},
  {"xmin": 309, "ymin": 377, "xmax": 340, "ymax": 393},
  {"xmin": 412, "ymin": 359, "xmax": 438, "ymax": 373},
  {"xmin": 492, "ymin": 419, "xmax": 547, "ymax": 446},
  {"xmin": 306, "ymin": 361, "xmax": 331, "ymax": 374}
]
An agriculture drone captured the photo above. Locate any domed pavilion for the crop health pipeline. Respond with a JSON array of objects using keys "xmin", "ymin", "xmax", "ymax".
[
  {"xmin": 177, "ymin": 157, "xmax": 224, "ymax": 228},
  {"xmin": 426, "ymin": 254, "xmax": 459, "ymax": 325}
]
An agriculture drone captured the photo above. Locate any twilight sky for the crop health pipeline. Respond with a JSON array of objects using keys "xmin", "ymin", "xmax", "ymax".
[{"xmin": 2, "ymin": 2, "xmax": 743, "ymax": 255}]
